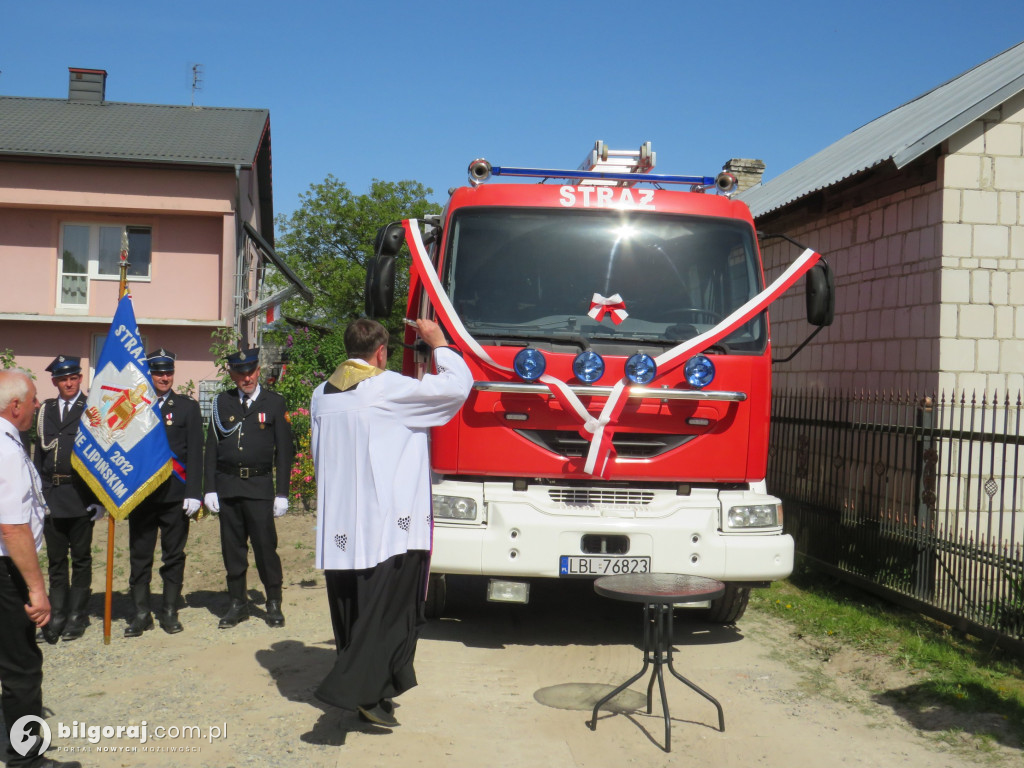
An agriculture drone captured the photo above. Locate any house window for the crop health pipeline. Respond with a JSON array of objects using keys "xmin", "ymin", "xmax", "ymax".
[{"xmin": 59, "ymin": 223, "xmax": 153, "ymax": 308}]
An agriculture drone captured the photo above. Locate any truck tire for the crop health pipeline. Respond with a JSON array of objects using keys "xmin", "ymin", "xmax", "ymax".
[
  {"xmin": 425, "ymin": 573, "xmax": 447, "ymax": 619},
  {"xmin": 697, "ymin": 584, "xmax": 750, "ymax": 624}
]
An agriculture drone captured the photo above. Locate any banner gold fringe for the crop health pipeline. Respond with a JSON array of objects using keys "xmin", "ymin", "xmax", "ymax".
[{"xmin": 71, "ymin": 455, "xmax": 172, "ymax": 521}]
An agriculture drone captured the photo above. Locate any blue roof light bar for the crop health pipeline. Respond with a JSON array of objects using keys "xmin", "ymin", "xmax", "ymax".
[{"xmin": 489, "ymin": 165, "xmax": 716, "ymax": 187}]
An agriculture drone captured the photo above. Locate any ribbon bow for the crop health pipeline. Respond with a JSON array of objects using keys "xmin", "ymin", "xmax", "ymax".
[{"xmin": 588, "ymin": 293, "xmax": 629, "ymax": 325}]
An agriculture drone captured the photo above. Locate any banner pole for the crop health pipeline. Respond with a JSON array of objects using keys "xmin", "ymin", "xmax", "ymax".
[{"xmin": 103, "ymin": 243, "xmax": 130, "ymax": 645}]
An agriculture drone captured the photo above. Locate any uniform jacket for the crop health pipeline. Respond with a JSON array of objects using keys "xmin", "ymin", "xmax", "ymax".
[
  {"xmin": 148, "ymin": 392, "xmax": 203, "ymax": 504},
  {"xmin": 32, "ymin": 393, "xmax": 97, "ymax": 518},
  {"xmin": 205, "ymin": 387, "xmax": 293, "ymax": 500}
]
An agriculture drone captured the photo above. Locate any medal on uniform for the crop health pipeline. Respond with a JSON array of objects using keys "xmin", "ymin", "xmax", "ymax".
[
  {"xmin": 165, "ymin": 414, "xmax": 173, "ymax": 426},
  {"xmin": 258, "ymin": 412, "xmax": 266, "ymax": 429}
]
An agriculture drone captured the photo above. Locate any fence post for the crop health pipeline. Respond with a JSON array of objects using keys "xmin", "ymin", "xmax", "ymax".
[{"xmin": 915, "ymin": 396, "xmax": 937, "ymax": 600}]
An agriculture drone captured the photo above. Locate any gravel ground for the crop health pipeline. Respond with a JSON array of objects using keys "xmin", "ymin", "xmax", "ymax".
[{"xmin": 18, "ymin": 512, "xmax": 1023, "ymax": 768}]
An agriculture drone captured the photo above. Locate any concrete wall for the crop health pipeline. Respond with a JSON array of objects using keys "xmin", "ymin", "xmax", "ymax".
[{"xmin": 938, "ymin": 90, "xmax": 1024, "ymax": 397}]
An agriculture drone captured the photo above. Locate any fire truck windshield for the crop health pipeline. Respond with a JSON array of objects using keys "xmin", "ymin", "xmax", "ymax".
[{"xmin": 442, "ymin": 207, "xmax": 766, "ymax": 352}]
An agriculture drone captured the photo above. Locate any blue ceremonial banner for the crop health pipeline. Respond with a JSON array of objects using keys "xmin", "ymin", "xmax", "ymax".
[{"xmin": 71, "ymin": 294, "xmax": 172, "ymax": 520}]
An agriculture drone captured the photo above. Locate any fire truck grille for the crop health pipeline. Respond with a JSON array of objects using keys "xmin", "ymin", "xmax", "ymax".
[
  {"xmin": 515, "ymin": 430, "xmax": 694, "ymax": 459},
  {"xmin": 548, "ymin": 489, "xmax": 654, "ymax": 506}
]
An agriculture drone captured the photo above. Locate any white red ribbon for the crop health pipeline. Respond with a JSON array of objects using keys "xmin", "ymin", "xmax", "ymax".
[
  {"xmin": 402, "ymin": 218, "xmax": 822, "ymax": 478},
  {"xmin": 588, "ymin": 293, "xmax": 629, "ymax": 325}
]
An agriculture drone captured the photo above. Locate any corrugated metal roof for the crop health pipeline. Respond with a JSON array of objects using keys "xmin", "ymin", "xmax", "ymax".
[
  {"xmin": 740, "ymin": 40, "xmax": 1024, "ymax": 218},
  {"xmin": 0, "ymin": 97, "xmax": 269, "ymax": 167}
]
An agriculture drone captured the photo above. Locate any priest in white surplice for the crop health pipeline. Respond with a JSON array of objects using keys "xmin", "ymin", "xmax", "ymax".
[{"xmin": 310, "ymin": 317, "xmax": 471, "ymax": 727}]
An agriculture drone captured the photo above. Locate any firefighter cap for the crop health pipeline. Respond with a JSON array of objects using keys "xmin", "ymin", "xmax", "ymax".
[
  {"xmin": 46, "ymin": 355, "xmax": 82, "ymax": 377},
  {"xmin": 147, "ymin": 348, "xmax": 176, "ymax": 373},
  {"xmin": 226, "ymin": 348, "xmax": 260, "ymax": 374}
]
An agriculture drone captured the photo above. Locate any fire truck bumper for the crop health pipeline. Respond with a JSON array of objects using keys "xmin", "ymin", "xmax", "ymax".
[{"xmin": 429, "ymin": 480, "xmax": 794, "ymax": 583}]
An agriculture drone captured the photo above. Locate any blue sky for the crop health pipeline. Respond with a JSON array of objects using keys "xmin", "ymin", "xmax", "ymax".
[{"xmin": 3, "ymin": 1, "xmax": 1023, "ymax": 228}]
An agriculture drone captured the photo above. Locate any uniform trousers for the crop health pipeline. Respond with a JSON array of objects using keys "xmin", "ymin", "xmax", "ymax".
[
  {"xmin": 218, "ymin": 497, "xmax": 282, "ymax": 597},
  {"xmin": 0, "ymin": 558, "xmax": 44, "ymax": 766},
  {"xmin": 43, "ymin": 515, "xmax": 93, "ymax": 591},
  {"xmin": 128, "ymin": 499, "xmax": 189, "ymax": 589}
]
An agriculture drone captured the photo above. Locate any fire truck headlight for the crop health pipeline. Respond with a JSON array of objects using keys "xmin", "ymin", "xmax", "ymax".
[
  {"xmin": 726, "ymin": 503, "xmax": 781, "ymax": 529},
  {"xmin": 513, "ymin": 348, "xmax": 546, "ymax": 381},
  {"xmin": 624, "ymin": 353, "xmax": 657, "ymax": 385},
  {"xmin": 573, "ymin": 350, "xmax": 605, "ymax": 383},
  {"xmin": 432, "ymin": 495, "xmax": 478, "ymax": 520},
  {"xmin": 684, "ymin": 354, "xmax": 715, "ymax": 389}
]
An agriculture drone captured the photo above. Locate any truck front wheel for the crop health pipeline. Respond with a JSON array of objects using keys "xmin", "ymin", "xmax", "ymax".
[
  {"xmin": 425, "ymin": 573, "xmax": 447, "ymax": 619},
  {"xmin": 697, "ymin": 584, "xmax": 750, "ymax": 624}
]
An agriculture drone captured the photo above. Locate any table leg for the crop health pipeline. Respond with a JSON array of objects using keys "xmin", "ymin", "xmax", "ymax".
[
  {"xmin": 588, "ymin": 661, "xmax": 650, "ymax": 731},
  {"xmin": 664, "ymin": 603, "xmax": 725, "ymax": 733}
]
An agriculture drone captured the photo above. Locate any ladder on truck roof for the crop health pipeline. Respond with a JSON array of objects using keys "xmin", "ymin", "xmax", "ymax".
[
  {"xmin": 577, "ymin": 140, "xmax": 655, "ymax": 186},
  {"xmin": 467, "ymin": 140, "xmax": 738, "ymax": 193}
]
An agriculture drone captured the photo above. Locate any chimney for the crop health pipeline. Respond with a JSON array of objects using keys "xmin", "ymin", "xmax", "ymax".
[
  {"xmin": 722, "ymin": 158, "xmax": 765, "ymax": 192},
  {"xmin": 68, "ymin": 68, "xmax": 107, "ymax": 103}
]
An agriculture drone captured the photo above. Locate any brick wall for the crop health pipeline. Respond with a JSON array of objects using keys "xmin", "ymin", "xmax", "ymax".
[
  {"xmin": 761, "ymin": 91, "xmax": 1024, "ymax": 398},
  {"xmin": 762, "ymin": 181, "xmax": 943, "ymax": 394}
]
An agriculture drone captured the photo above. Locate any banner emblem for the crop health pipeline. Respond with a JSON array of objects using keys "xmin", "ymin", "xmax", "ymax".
[{"xmin": 72, "ymin": 295, "xmax": 172, "ymax": 519}]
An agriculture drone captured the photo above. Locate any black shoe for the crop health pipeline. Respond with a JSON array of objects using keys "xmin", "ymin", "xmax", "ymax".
[
  {"xmin": 27, "ymin": 756, "xmax": 83, "ymax": 767},
  {"xmin": 265, "ymin": 599, "xmax": 285, "ymax": 628},
  {"xmin": 159, "ymin": 607, "xmax": 183, "ymax": 634},
  {"xmin": 357, "ymin": 699, "xmax": 399, "ymax": 727},
  {"xmin": 218, "ymin": 599, "xmax": 249, "ymax": 629},
  {"xmin": 61, "ymin": 587, "xmax": 90, "ymax": 641},
  {"xmin": 61, "ymin": 614, "xmax": 89, "ymax": 641},
  {"xmin": 40, "ymin": 624, "xmax": 62, "ymax": 645},
  {"xmin": 124, "ymin": 613, "xmax": 153, "ymax": 638},
  {"xmin": 159, "ymin": 583, "xmax": 184, "ymax": 633}
]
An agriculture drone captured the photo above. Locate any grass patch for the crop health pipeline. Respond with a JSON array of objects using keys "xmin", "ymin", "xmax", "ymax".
[{"xmin": 748, "ymin": 559, "xmax": 1024, "ymax": 747}]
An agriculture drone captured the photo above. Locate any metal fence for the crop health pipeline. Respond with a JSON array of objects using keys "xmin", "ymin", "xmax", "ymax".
[{"xmin": 767, "ymin": 389, "xmax": 1024, "ymax": 655}]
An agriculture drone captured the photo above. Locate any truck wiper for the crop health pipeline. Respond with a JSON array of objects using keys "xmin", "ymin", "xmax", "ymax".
[
  {"xmin": 464, "ymin": 328, "xmax": 590, "ymax": 350},
  {"xmin": 586, "ymin": 333, "xmax": 732, "ymax": 354}
]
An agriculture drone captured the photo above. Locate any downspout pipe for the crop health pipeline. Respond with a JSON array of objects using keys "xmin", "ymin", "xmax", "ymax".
[{"xmin": 233, "ymin": 164, "xmax": 247, "ymax": 346}]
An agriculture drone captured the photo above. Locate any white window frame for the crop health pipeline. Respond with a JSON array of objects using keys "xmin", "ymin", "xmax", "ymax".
[{"xmin": 57, "ymin": 223, "xmax": 154, "ymax": 310}]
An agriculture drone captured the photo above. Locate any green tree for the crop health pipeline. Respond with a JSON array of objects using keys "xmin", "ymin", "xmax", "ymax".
[
  {"xmin": 264, "ymin": 177, "xmax": 441, "ymax": 410},
  {"xmin": 271, "ymin": 176, "xmax": 440, "ymax": 332}
]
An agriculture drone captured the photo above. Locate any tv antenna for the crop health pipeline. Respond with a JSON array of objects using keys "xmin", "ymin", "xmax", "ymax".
[{"xmin": 190, "ymin": 64, "xmax": 203, "ymax": 107}]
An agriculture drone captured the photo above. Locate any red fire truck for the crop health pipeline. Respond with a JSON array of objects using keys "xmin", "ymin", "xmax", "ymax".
[{"xmin": 366, "ymin": 142, "xmax": 833, "ymax": 621}]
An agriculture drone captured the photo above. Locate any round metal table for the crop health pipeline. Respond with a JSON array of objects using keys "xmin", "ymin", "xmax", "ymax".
[{"xmin": 589, "ymin": 573, "xmax": 726, "ymax": 752}]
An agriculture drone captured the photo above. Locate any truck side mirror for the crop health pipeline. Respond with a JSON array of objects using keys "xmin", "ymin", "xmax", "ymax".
[
  {"xmin": 364, "ymin": 224, "xmax": 406, "ymax": 318},
  {"xmin": 805, "ymin": 262, "xmax": 835, "ymax": 327}
]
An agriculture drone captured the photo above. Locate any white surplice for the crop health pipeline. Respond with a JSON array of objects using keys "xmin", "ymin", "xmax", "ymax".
[{"xmin": 311, "ymin": 348, "xmax": 472, "ymax": 571}]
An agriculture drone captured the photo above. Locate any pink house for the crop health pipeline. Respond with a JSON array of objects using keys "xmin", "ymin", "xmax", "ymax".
[{"xmin": 0, "ymin": 67, "xmax": 309, "ymax": 405}]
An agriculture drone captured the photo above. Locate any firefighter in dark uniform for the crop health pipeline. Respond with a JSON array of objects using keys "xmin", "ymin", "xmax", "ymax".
[
  {"xmin": 124, "ymin": 349, "xmax": 203, "ymax": 637},
  {"xmin": 33, "ymin": 355, "xmax": 103, "ymax": 642},
  {"xmin": 204, "ymin": 349, "xmax": 293, "ymax": 629}
]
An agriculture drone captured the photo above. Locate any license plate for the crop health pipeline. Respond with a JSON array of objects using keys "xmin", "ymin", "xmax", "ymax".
[{"xmin": 559, "ymin": 555, "xmax": 651, "ymax": 576}]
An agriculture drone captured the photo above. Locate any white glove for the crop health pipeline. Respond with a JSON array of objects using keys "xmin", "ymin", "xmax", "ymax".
[
  {"xmin": 183, "ymin": 498, "xmax": 201, "ymax": 517},
  {"xmin": 273, "ymin": 496, "xmax": 288, "ymax": 518},
  {"xmin": 204, "ymin": 492, "xmax": 220, "ymax": 514},
  {"xmin": 87, "ymin": 504, "xmax": 106, "ymax": 522}
]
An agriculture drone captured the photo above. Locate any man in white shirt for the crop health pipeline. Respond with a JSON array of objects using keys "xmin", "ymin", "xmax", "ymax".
[
  {"xmin": 310, "ymin": 318, "xmax": 471, "ymax": 728},
  {"xmin": 1, "ymin": 369, "xmax": 81, "ymax": 768}
]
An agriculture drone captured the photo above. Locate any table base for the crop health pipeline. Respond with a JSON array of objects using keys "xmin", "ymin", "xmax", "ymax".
[{"xmin": 588, "ymin": 602, "xmax": 724, "ymax": 752}]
